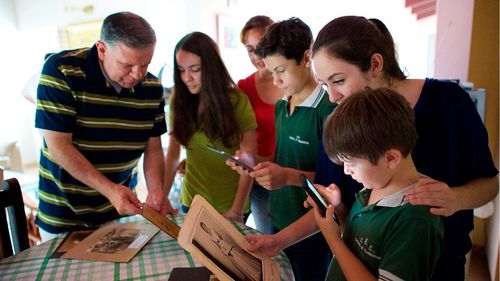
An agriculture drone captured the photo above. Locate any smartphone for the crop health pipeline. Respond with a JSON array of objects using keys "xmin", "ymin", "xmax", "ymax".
[
  {"xmin": 206, "ymin": 145, "xmax": 255, "ymax": 172},
  {"xmin": 300, "ymin": 174, "xmax": 339, "ymax": 225}
]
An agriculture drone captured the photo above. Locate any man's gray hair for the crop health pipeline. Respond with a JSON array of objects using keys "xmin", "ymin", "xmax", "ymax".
[{"xmin": 100, "ymin": 11, "xmax": 156, "ymax": 48}]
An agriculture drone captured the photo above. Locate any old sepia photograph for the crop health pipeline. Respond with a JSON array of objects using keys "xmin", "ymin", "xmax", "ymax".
[
  {"xmin": 178, "ymin": 195, "xmax": 280, "ymax": 281},
  {"xmin": 62, "ymin": 222, "xmax": 159, "ymax": 262},
  {"xmin": 193, "ymin": 212, "xmax": 262, "ymax": 281},
  {"xmin": 89, "ymin": 228, "xmax": 142, "ymax": 254}
]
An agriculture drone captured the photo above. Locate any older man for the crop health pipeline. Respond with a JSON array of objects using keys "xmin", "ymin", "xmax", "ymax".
[{"xmin": 35, "ymin": 12, "xmax": 167, "ymax": 240}]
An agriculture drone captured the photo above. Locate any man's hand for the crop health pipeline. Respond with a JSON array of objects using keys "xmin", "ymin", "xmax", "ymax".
[
  {"xmin": 42, "ymin": 130, "xmax": 145, "ymax": 215},
  {"xmin": 404, "ymin": 177, "xmax": 459, "ymax": 217},
  {"xmin": 146, "ymin": 188, "xmax": 178, "ymax": 216},
  {"xmin": 245, "ymin": 234, "xmax": 283, "ymax": 256},
  {"xmin": 251, "ymin": 162, "xmax": 287, "ymax": 190},
  {"xmin": 106, "ymin": 184, "xmax": 142, "ymax": 215}
]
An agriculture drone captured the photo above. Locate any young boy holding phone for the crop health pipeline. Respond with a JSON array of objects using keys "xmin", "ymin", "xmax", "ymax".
[{"xmin": 307, "ymin": 88, "xmax": 443, "ymax": 281}]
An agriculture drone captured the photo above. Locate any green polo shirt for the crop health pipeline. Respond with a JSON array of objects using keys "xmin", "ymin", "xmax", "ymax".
[
  {"xmin": 270, "ymin": 85, "xmax": 336, "ymax": 230},
  {"xmin": 327, "ymin": 185, "xmax": 444, "ymax": 281}
]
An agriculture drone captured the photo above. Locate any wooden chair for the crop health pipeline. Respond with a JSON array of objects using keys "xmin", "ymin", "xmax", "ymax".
[{"xmin": 0, "ymin": 178, "xmax": 30, "ymax": 259}]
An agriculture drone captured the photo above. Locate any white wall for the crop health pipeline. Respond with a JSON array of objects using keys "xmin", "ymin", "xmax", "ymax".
[
  {"xmin": 13, "ymin": 0, "xmax": 188, "ymax": 78},
  {"xmin": 1, "ymin": 0, "xmax": 436, "ymax": 168},
  {"xmin": 135, "ymin": 0, "xmax": 435, "ymax": 87},
  {"xmin": 210, "ymin": 0, "xmax": 436, "ymax": 82},
  {"xmin": 433, "ymin": 0, "xmax": 474, "ymax": 81},
  {"xmin": 0, "ymin": 0, "xmax": 188, "ymax": 167},
  {"xmin": 0, "ymin": 0, "xmax": 60, "ymax": 166}
]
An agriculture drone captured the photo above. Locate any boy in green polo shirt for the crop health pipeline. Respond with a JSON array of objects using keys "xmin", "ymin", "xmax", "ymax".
[
  {"xmin": 231, "ymin": 17, "xmax": 336, "ymax": 281},
  {"xmin": 309, "ymin": 87, "xmax": 443, "ymax": 281}
]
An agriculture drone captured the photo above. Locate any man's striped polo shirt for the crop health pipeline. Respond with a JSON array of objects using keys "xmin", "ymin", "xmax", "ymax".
[{"xmin": 35, "ymin": 45, "xmax": 166, "ymax": 233}]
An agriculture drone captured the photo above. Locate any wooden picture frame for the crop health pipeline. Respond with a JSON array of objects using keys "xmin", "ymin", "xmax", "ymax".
[
  {"xmin": 178, "ymin": 195, "xmax": 280, "ymax": 281},
  {"xmin": 59, "ymin": 20, "xmax": 102, "ymax": 49}
]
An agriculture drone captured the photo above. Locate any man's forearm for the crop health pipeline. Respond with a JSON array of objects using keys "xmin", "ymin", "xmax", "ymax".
[
  {"xmin": 143, "ymin": 136, "xmax": 165, "ymax": 192},
  {"xmin": 43, "ymin": 131, "xmax": 116, "ymax": 197},
  {"xmin": 164, "ymin": 136, "xmax": 181, "ymax": 194}
]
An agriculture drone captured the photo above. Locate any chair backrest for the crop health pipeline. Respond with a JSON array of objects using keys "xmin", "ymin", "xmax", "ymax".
[{"xmin": 0, "ymin": 178, "xmax": 30, "ymax": 259}]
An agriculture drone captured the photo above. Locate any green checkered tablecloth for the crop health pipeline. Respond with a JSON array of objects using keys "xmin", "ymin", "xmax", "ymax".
[{"xmin": 0, "ymin": 214, "xmax": 294, "ymax": 281}]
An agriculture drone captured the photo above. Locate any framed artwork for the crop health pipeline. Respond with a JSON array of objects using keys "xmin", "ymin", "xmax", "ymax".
[
  {"xmin": 217, "ymin": 14, "xmax": 238, "ymax": 49},
  {"xmin": 59, "ymin": 20, "xmax": 102, "ymax": 49},
  {"xmin": 177, "ymin": 195, "xmax": 281, "ymax": 281}
]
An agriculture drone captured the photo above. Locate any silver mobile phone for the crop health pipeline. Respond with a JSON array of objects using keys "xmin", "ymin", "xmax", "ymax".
[{"xmin": 206, "ymin": 145, "xmax": 255, "ymax": 172}]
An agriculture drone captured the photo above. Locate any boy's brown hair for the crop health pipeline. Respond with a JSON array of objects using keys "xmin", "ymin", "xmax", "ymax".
[{"xmin": 323, "ymin": 87, "xmax": 417, "ymax": 165}]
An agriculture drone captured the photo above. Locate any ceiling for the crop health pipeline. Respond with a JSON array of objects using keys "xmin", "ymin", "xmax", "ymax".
[{"xmin": 405, "ymin": 0, "xmax": 436, "ymax": 20}]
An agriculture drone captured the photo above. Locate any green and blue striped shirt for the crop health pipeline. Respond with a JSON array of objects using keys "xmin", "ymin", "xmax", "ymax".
[{"xmin": 35, "ymin": 46, "xmax": 166, "ymax": 233}]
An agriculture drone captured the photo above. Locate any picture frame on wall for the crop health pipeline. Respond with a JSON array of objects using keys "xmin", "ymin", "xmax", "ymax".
[
  {"xmin": 59, "ymin": 20, "xmax": 102, "ymax": 49},
  {"xmin": 217, "ymin": 14, "xmax": 238, "ymax": 49}
]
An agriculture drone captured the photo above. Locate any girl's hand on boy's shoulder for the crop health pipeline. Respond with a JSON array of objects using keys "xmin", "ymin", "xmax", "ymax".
[{"xmin": 404, "ymin": 177, "xmax": 458, "ymax": 217}]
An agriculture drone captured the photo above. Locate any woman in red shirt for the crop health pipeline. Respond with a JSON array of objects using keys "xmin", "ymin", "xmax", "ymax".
[{"xmin": 237, "ymin": 16, "xmax": 283, "ymax": 234}]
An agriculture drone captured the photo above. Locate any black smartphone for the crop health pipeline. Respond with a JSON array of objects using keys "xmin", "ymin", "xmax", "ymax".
[
  {"xmin": 300, "ymin": 174, "xmax": 339, "ymax": 225},
  {"xmin": 206, "ymin": 145, "xmax": 255, "ymax": 172}
]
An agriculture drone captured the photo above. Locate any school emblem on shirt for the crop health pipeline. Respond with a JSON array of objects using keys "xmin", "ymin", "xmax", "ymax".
[
  {"xmin": 355, "ymin": 236, "xmax": 381, "ymax": 260},
  {"xmin": 288, "ymin": 135, "xmax": 310, "ymax": 145}
]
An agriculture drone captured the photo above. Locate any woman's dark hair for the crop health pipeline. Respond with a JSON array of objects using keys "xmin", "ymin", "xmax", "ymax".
[
  {"xmin": 172, "ymin": 32, "xmax": 241, "ymax": 148},
  {"xmin": 254, "ymin": 17, "xmax": 312, "ymax": 65},
  {"xmin": 240, "ymin": 15, "xmax": 274, "ymax": 43},
  {"xmin": 312, "ymin": 16, "xmax": 406, "ymax": 83},
  {"xmin": 323, "ymin": 87, "xmax": 417, "ymax": 165}
]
